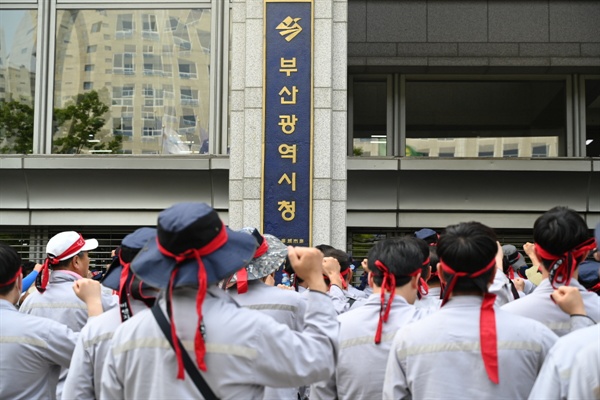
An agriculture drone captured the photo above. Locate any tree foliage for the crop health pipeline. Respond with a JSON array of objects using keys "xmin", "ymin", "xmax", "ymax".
[
  {"xmin": 0, "ymin": 100, "xmax": 34, "ymax": 154},
  {"xmin": 53, "ymin": 90, "xmax": 112, "ymax": 154}
]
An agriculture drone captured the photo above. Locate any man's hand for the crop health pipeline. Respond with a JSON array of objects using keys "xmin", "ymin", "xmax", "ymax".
[
  {"xmin": 512, "ymin": 277, "xmax": 525, "ymax": 293},
  {"xmin": 551, "ymin": 286, "xmax": 586, "ymax": 316},
  {"xmin": 73, "ymin": 279, "xmax": 103, "ymax": 317},
  {"xmin": 288, "ymin": 247, "xmax": 327, "ymax": 293},
  {"xmin": 322, "ymin": 257, "xmax": 344, "ymax": 289},
  {"xmin": 33, "ymin": 263, "xmax": 43, "ymax": 273},
  {"xmin": 276, "ymin": 284, "xmax": 295, "ymax": 291},
  {"xmin": 495, "ymin": 242, "xmax": 504, "ymax": 271},
  {"xmin": 361, "ymin": 258, "xmax": 369, "ymax": 272},
  {"xmin": 264, "ymin": 274, "xmax": 275, "ymax": 286}
]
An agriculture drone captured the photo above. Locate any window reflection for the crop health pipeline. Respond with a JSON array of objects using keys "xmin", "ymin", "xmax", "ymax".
[
  {"xmin": 0, "ymin": 10, "xmax": 37, "ymax": 154},
  {"xmin": 53, "ymin": 9, "xmax": 211, "ymax": 155},
  {"xmin": 406, "ymin": 80, "xmax": 565, "ymax": 157},
  {"xmin": 352, "ymin": 79, "xmax": 388, "ymax": 157},
  {"xmin": 585, "ymin": 80, "xmax": 600, "ymax": 157}
]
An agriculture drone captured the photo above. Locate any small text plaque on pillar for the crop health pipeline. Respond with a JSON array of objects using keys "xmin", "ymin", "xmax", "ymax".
[{"xmin": 262, "ymin": 0, "xmax": 313, "ymax": 246}]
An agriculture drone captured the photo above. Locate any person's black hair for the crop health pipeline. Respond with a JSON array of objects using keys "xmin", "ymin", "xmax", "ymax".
[
  {"xmin": 367, "ymin": 237, "xmax": 424, "ymax": 287},
  {"xmin": 437, "ymin": 222, "xmax": 498, "ymax": 294},
  {"xmin": 21, "ymin": 261, "xmax": 37, "ymax": 276},
  {"xmin": 533, "ymin": 206, "xmax": 591, "ymax": 269},
  {"xmin": 412, "ymin": 237, "xmax": 431, "ymax": 279},
  {"xmin": 316, "ymin": 244, "xmax": 335, "ymax": 255},
  {"xmin": 0, "ymin": 243, "xmax": 22, "ymax": 296},
  {"xmin": 428, "ymin": 247, "xmax": 440, "ymax": 285},
  {"xmin": 321, "ymin": 247, "xmax": 350, "ymax": 272}
]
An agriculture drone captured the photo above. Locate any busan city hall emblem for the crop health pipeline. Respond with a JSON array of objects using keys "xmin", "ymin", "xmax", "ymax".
[{"xmin": 276, "ymin": 17, "xmax": 302, "ymax": 42}]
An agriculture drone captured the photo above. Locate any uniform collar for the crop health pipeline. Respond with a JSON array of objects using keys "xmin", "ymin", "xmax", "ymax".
[
  {"xmin": 442, "ymin": 295, "xmax": 486, "ymax": 308},
  {"xmin": 0, "ymin": 299, "xmax": 17, "ymax": 311},
  {"xmin": 50, "ymin": 270, "xmax": 83, "ymax": 284},
  {"xmin": 366, "ymin": 292, "xmax": 411, "ymax": 307},
  {"xmin": 536, "ymin": 278, "xmax": 586, "ymax": 292}
]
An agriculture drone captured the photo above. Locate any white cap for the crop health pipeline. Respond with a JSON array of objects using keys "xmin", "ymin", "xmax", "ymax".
[{"xmin": 46, "ymin": 231, "xmax": 98, "ymax": 261}]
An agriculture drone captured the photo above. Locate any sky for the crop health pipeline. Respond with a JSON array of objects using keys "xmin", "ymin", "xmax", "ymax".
[{"xmin": 0, "ymin": 10, "xmax": 30, "ymax": 52}]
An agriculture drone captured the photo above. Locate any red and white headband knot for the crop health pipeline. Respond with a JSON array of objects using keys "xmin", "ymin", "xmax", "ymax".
[
  {"xmin": 534, "ymin": 238, "xmax": 596, "ymax": 289},
  {"xmin": 372, "ymin": 260, "xmax": 421, "ymax": 344},
  {"xmin": 156, "ymin": 223, "xmax": 228, "ymax": 380},
  {"xmin": 439, "ymin": 257, "xmax": 499, "ymax": 385},
  {"xmin": 36, "ymin": 234, "xmax": 87, "ymax": 293}
]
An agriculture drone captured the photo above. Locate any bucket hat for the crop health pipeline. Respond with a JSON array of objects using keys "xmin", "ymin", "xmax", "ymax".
[
  {"xmin": 102, "ymin": 227, "xmax": 157, "ymax": 290},
  {"xmin": 129, "ymin": 202, "xmax": 257, "ymax": 378},
  {"xmin": 130, "ymin": 203, "xmax": 257, "ymax": 288},
  {"xmin": 101, "ymin": 227, "xmax": 157, "ymax": 321},
  {"xmin": 229, "ymin": 227, "xmax": 288, "ymax": 293}
]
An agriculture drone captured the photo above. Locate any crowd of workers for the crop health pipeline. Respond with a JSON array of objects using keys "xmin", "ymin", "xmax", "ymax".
[{"xmin": 0, "ymin": 202, "xmax": 599, "ymax": 399}]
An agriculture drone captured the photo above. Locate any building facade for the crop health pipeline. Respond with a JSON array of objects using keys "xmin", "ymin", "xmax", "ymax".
[{"xmin": 1, "ymin": 0, "xmax": 599, "ymax": 263}]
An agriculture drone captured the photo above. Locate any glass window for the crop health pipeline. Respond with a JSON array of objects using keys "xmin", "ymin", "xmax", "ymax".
[
  {"xmin": 116, "ymin": 14, "xmax": 134, "ymax": 39},
  {"xmin": 406, "ymin": 80, "xmax": 566, "ymax": 157},
  {"xmin": 0, "ymin": 9, "xmax": 38, "ymax": 154},
  {"xmin": 585, "ymin": 79, "xmax": 600, "ymax": 157},
  {"xmin": 53, "ymin": 9, "xmax": 212, "ymax": 155},
  {"xmin": 351, "ymin": 78, "xmax": 389, "ymax": 157}
]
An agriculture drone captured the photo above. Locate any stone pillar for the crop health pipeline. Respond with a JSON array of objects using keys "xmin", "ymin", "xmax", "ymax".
[{"xmin": 229, "ymin": 0, "xmax": 347, "ymax": 250}]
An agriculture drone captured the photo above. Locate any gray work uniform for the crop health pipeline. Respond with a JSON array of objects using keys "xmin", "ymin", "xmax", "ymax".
[
  {"xmin": 19, "ymin": 270, "xmax": 117, "ymax": 332},
  {"xmin": 501, "ymin": 278, "xmax": 600, "ymax": 336},
  {"xmin": 63, "ymin": 299, "xmax": 148, "ymax": 400},
  {"xmin": 528, "ymin": 324, "xmax": 600, "ymax": 400},
  {"xmin": 0, "ymin": 299, "xmax": 77, "ymax": 400},
  {"xmin": 328, "ymin": 284, "xmax": 360, "ymax": 314},
  {"xmin": 101, "ymin": 286, "xmax": 339, "ymax": 399},
  {"xmin": 311, "ymin": 294, "xmax": 429, "ymax": 400},
  {"xmin": 383, "ymin": 295, "xmax": 558, "ymax": 400},
  {"xmin": 415, "ymin": 286, "xmax": 442, "ymax": 310},
  {"xmin": 567, "ymin": 339, "xmax": 600, "ymax": 400},
  {"xmin": 19, "ymin": 270, "xmax": 117, "ymax": 398},
  {"xmin": 229, "ymin": 279, "xmax": 307, "ymax": 400}
]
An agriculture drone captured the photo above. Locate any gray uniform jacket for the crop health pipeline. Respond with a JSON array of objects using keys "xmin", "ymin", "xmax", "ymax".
[
  {"xmin": 501, "ymin": 278, "xmax": 600, "ymax": 336},
  {"xmin": 101, "ymin": 286, "xmax": 339, "ymax": 399},
  {"xmin": 229, "ymin": 280, "xmax": 307, "ymax": 400},
  {"xmin": 0, "ymin": 299, "xmax": 77, "ymax": 400},
  {"xmin": 414, "ymin": 286, "xmax": 442, "ymax": 310},
  {"xmin": 312, "ymin": 294, "xmax": 429, "ymax": 400},
  {"xmin": 19, "ymin": 270, "xmax": 117, "ymax": 332},
  {"xmin": 383, "ymin": 295, "xmax": 558, "ymax": 400},
  {"xmin": 528, "ymin": 324, "xmax": 600, "ymax": 400},
  {"xmin": 567, "ymin": 339, "xmax": 600, "ymax": 400},
  {"xmin": 63, "ymin": 298, "xmax": 148, "ymax": 400},
  {"xmin": 19, "ymin": 270, "xmax": 117, "ymax": 398}
]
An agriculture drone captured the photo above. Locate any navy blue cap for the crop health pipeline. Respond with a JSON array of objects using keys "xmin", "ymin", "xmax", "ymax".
[{"xmin": 415, "ymin": 228, "xmax": 437, "ymax": 240}]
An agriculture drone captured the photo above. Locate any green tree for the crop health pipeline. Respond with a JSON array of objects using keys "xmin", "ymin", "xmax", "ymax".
[
  {"xmin": 53, "ymin": 90, "xmax": 111, "ymax": 154},
  {"xmin": 0, "ymin": 100, "xmax": 34, "ymax": 154}
]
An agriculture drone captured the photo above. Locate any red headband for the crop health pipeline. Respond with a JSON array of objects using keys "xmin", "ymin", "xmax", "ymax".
[
  {"xmin": 156, "ymin": 224, "xmax": 228, "ymax": 380},
  {"xmin": 36, "ymin": 234, "xmax": 87, "ymax": 293},
  {"xmin": 117, "ymin": 252, "xmax": 134, "ymax": 322},
  {"xmin": 372, "ymin": 262, "xmax": 422, "ymax": 344},
  {"xmin": 236, "ymin": 235, "xmax": 269, "ymax": 295},
  {"xmin": 0, "ymin": 267, "xmax": 21, "ymax": 288},
  {"xmin": 439, "ymin": 257, "xmax": 499, "ymax": 384},
  {"xmin": 534, "ymin": 238, "xmax": 596, "ymax": 289}
]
